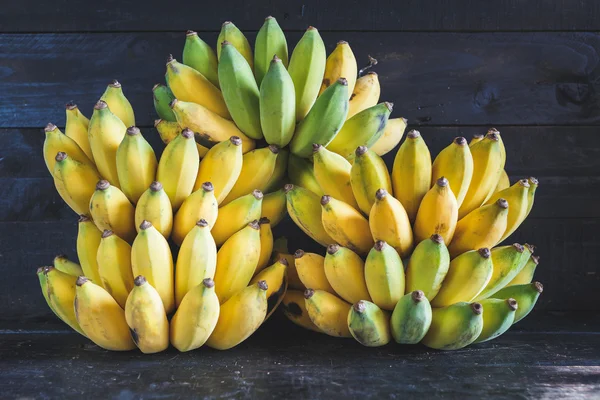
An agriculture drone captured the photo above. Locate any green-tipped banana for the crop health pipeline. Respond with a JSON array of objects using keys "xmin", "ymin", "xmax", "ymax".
[
  {"xmin": 288, "ymin": 26, "xmax": 326, "ymax": 121},
  {"xmin": 364, "ymin": 240, "xmax": 405, "ymax": 311},
  {"xmin": 525, "ymin": 177, "xmax": 539, "ymax": 218},
  {"xmin": 390, "ymin": 290, "xmax": 432, "ymax": 344},
  {"xmin": 217, "ymin": 21, "xmax": 253, "ymax": 68},
  {"xmin": 289, "ymin": 78, "xmax": 349, "ymax": 157},
  {"xmin": 347, "ymin": 300, "xmax": 391, "ymax": 347},
  {"xmin": 489, "ymin": 282, "xmax": 543, "ymax": 324},
  {"xmin": 287, "ymin": 154, "xmax": 323, "ymax": 196},
  {"xmin": 475, "ymin": 244, "xmax": 532, "ymax": 301},
  {"xmin": 219, "ymin": 42, "xmax": 263, "ymax": 140},
  {"xmin": 183, "ymin": 30, "xmax": 219, "ymax": 88},
  {"xmin": 260, "ymin": 56, "xmax": 296, "ymax": 147},
  {"xmin": 53, "ymin": 254, "xmax": 84, "ymax": 276},
  {"xmin": 254, "ymin": 16, "xmax": 288, "ymax": 86},
  {"xmin": 284, "ymin": 184, "xmax": 335, "ymax": 247},
  {"xmin": 100, "ymin": 80, "xmax": 135, "ymax": 127},
  {"xmin": 474, "ymin": 298, "xmax": 518, "ymax": 343},
  {"xmin": 350, "ymin": 146, "xmax": 392, "ymax": 215},
  {"xmin": 421, "ymin": 302, "xmax": 484, "ymax": 350},
  {"xmin": 508, "ymin": 255, "xmax": 540, "ymax": 286},
  {"xmin": 405, "ymin": 234, "xmax": 450, "ymax": 301},
  {"xmin": 152, "ymin": 84, "xmax": 176, "ymax": 122}
]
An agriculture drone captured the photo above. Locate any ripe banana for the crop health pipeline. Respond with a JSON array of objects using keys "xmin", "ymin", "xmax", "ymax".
[
  {"xmin": 431, "ymin": 248, "xmax": 493, "ymax": 307},
  {"xmin": 347, "ymin": 300, "xmax": 391, "ymax": 347},
  {"xmin": 250, "ymin": 259, "xmax": 288, "ymax": 320},
  {"xmin": 287, "ymin": 154, "xmax": 324, "ymax": 196},
  {"xmin": 294, "ymin": 249, "xmax": 334, "ymax": 294},
  {"xmin": 390, "ymin": 291, "xmax": 432, "ymax": 344},
  {"xmin": 74, "ymin": 277, "xmax": 136, "ymax": 351},
  {"xmin": 125, "ymin": 276, "xmax": 169, "ymax": 354},
  {"xmin": 256, "ymin": 218, "xmax": 274, "ymax": 273},
  {"xmin": 206, "ymin": 280, "xmax": 268, "ymax": 350},
  {"xmin": 413, "ymin": 177, "xmax": 458, "ymax": 244},
  {"xmin": 321, "ymin": 195, "xmax": 373, "ymax": 255},
  {"xmin": 135, "ymin": 181, "xmax": 173, "ymax": 239},
  {"xmin": 96, "ymin": 230, "xmax": 134, "ymax": 308},
  {"xmin": 154, "ymin": 119, "xmax": 180, "ymax": 144},
  {"xmin": 43, "ymin": 123, "xmax": 93, "ymax": 175},
  {"xmin": 255, "ymin": 16, "xmax": 288, "ymax": 86},
  {"xmin": 156, "ymin": 128, "xmax": 200, "ymax": 211},
  {"xmin": 324, "ymin": 244, "xmax": 371, "ymax": 304},
  {"xmin": 37, "ymin": 267, "xmax": 58, "ymax": 320},
  {"xmin": 170, "ymin": 278, "xmax": 220, "ymax": 352},
  {"xmin": 217, "ymin": 21, "xmax": 253, "ymax": 68},
  {"xmin": 211, "ymin": 190, "xmax": 263, "ymax": 246},
  {"xmin": 475, "ymin": 243, "xmax": 532, "ymax": 301},
  {"xmin": 262, "ymin": 188, "xmax": 287, "ymax": 227},
  {"xmin": 448, "ymin": 198, "xmax": 509, "ymax": 258},
  {"xmin": 495, "ymin": 169, "xmax": 510, "ymax": 193},
  {"xmin": 183, "ymin": 30, "xmax": 219, "ymax": 88},
  {"xmin": 116, "ymin": 127, "xmax": 158, "ymax": 204},
  {"xmin": 421, "ymin": 302, "xmax": 484, "ymax": 350},
  {"xmin": 365, "ymin": 240, "xmax": 405, "ymax": 310},
  {"xmin": 193, "ymin": 136, "xmax": 243, "ymax": 201},
  {"xmin": 53, "ymin": 152, "xmax": 101, "ymax": 215},
  {"xmin": 172, "ymin": 182, "xmax": 218, "ymax": 246},
  {"xmin": 289, "ymin": 78, "xmax": 349, "ymax": 157},
  {"xmin": 370, "ymin": 118, "xmax": 408, "ymax": 157},
  {"xmin": 347, "ymin": 71, "xmax": 380, "ymax": 119},
  {"xmin": 285, "ymin": 184, "xmax": 334, "ymax": 247},
  {"xmin": 64, "ymin": 102, "xmax": 94, "ymax": 162},
  {"xmin": 288, "ymin": 26, "xmax": 326, "ymax": 121},
  {"xmin": 152, "ymin": 84, "xmax": 177, "ymax": 122},
  {"xmin": 53, "ymin": 254, "xmax": 83, "ymax": 276},
  {"xmin": 508, "ymin": 254, "xmax": 539, "ymax": 286},
  {"xmin": 77, "ymin": 215, "xmax": 103, "ymax": 284},
  {"xmin": 264, "ymin": 147, "xmax": 289, "ymax": 193},
  {"xmin": 474, "ymin": 298, "xmax": 517, "ymax": 343},
  {"xmin": 431, "ymin": 137, "xmax": 474, "ymax": 208},
  {"xmin": 485, "ymin": 179, "xmax": 530, "ymax": 242},
  {"xmin": 391, "ymin": 130, "xmax": 432, "ymax": 222},
  {"xmin": 525, "ymin": 177, "xmax": 538, "ymax": 218},
  {"xmin": 100, "ymin": 80, "xmax": 135, "ymax": 127},
  {"xmin": 405, "ymin": 234, "xmax": 450, "ymax": 301},
  {"xmin": 313, "ymin": 144, "xmax": 358, "ymax": 209},
  {"xmin": 260, "ymin": 56, "xmax": 296, "ymax": 147},
  {"xmin": 89, "ymin": 180, "xmax": 136, "ymax": 243},
  {"xmin": 490, "ymin": 282, "xmax": 543, "ymax": 324},
  {"xmin": 304, "ymin": 289, "xmax": 352, "ymax": 338},
  {"xmin": 369, "ymin": 188, "xmax": 413, "ymax": 257},
  {"xmin": 41, "ymin": 266, "xmax": 85, "ymax": 335},
  {"xmin": 281, "ymin": 290, "xmax": 321, "ymax": 332},
  {"xmin": 272, "ymin": 249, "xmax": 303, "ymax": 290},
  {"xmin": 350, "ymin": 146, "xmax": 392, "ymax": 215},
  {"xmin": 319, "ymin": 41, "xmax": 357, "ymax": 97},
  {"xmin": 470, "ymin": 134, "xmax": 484, "ymax": 146}
]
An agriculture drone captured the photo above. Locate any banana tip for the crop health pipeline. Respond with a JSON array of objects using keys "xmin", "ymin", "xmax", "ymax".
[
  {"xmin": 374, "ymin": 240, "xmax": 386, "ymax": 251},
  {"xmin": 375, "ymin": 188, "xmax": 387, "ymax": 201},
  {"xmin": 407, "ymin": 130, "xmax": 421, "ymax": 139},
  {"xmin": 134, "ymin": 275, "xmax": 147, "ymax": 286},
  {"xmin": 411, "ymin": 290, "xmax": 425, "ymax": 303},
  {"xmin": 203, "ymin": 278, "xmax": 215, "ymax": 288},
  {"xmin": 471, "ymin": 302, "xmax": 483, "ymax": 315},
  {"xmin": 76, "ymin": 276, "xmax": 89, "ymax": 286},
  {"xmin": 181, "ymin": 128, "xmax": 194, "ymax": 139},
  {"xmin": 196, "ymin": 219, "xmax": 209, "ymax": 227},
  {"xmin": 139, "ymin": 220, "xmax": 152, "ymax": 230},
  {"xmin": 454, "ymin": 136, "xmax": 467, "ymax": 146},
  {"xmin": 353, "ymin": 300, "xmax": 367, "ymax": 313},
  {"xmin": 109, "ymin": 79, "xmax": 121, "ymax": 88},
  {"xmin": 478, "ymin": 248, "xmax": 491, "ymax": 259},
  {"xmin": 294, "ymin": 249, "xmax": 305, "ymax": 259},
  {"xmin": 283, "ymin": 184, "xmax": 294, "ymax": 193},
  {"xmin": 55, "ymin": 152, "xmax": 67, "ymax": 162},
  {"xmin": 497, "ymin": 198, "xmax": 509, "ymax": 209},
  {"xmin": 430, "ymin": 234, "xmax": 444, "ymax": 244},
  {"xmin": 259, "ymin": 217, "xmax": 270, "ymax": 225},
  {"xmin": 252, "ymin": 189, "xmax": 264, "ymax": 200},
  {"xmin": 533, "ymin": 281, "xmax": 544, "ymax": 293},
  {"xmin": 78, "ymin": 214, "xmax": 91, "ymax": 223},
  {"xmin": 44, "ymin": 122, "xmax": 57, "ymax": 132},
  {"xmin": 96, "ymin": 180, "xmax": 110, "ymax": 191},
  {"xmin": 230, "ymin": 136, "xmax": 242, "ymax": 146},
  {"xmin": 101, "ymin": 229, "xmax": 114, "ymax": 239},
  {"xmin": 149, "ymin": 181, "xmax": 163, "ymax": 192},
  {"xmin": 94, "ymin": 100, "xmax": 108, "ymax": 110},
  {"xmin": 202, "ymin": 182, "xmax": 214, "ymax": 192},
  {"xmin": 126, "ymin": 126, "xmax": 140, "ymax": 136},
  {"xmin": 513, "ymin": 243, "xmax": 525, "ymax": 253},
  {"xmin": 355, "ymin": 146, "xmax": 368, "ymax": 157},
  {"xmin": 303, "ymin": 288, "xmax": 315, "ymax": 299},
  {"xmin": 258, "ymin": 280, "xmax": 268, "ymax": 291},
  {"xmin": 437, "ymin": 177, "xmax": 449, "ymax": 187},
  {"xmin": 65, "ymin": 101, "xmax": 77, "ymax": 110},
  {"xmin": 507, "ymin": 298, "xmax": 518, "ymax": 311},
  {"xmin": 327, "ymin": 244, "xmax": 340, "ymax": 255},
  {"xmin": 248, "ymin": 220, "xmax": 260, "ymax": 230},
  {"xmin": 186, "ymin": 30, "xmax": 197, "ymax": 36},
  {"xmin": 320, "ymin": 195, "xmax": 331, "ymax": 206}
]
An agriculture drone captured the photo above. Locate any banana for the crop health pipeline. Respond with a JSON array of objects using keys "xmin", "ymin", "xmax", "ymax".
[
  {"xmin": 100, "ymin": 80, "xmax": 135, "ymax": 127},
  {"xmin": 294, "ymin": 249, "xmax": 334, "ymax": 294},
  {"xmin": 390, "ymin": 291, "xmax": 432, "ymax": 344},
  {"xmin": 313, "ymin": 144, "xmax": 358, "ymax": 209},
  {"xmin": 475, "ymin": 244, "xmax": 532, "ymax": 301},
  {"xmin": 183, "ymin": 30, "xmax": 219, "ymax": 88},
  {"xmin": 250, "ymin": 259, "xmax": 288, "ymax": 320},
  {"xmin": 116, "ymin": 127, "xmax": 158, "ymax": 204},
  {"xmin": 43, "ymin": 123, "xmax": 93, "ymax": 175},
  {"xmin": 260, "ymin": 56, "xmax": 295, "ymax": 147},
  {"xmin": 321, "ymin": 195, "xmax": 373, "ymax": 255},
  {"xmin": 165, "ymin": 56, "xmax": 230, "ymax": 119},
  {"xmin": 272, "ymin": 242, "xmax": 304, "ymax": 290},
  {"xmin": 53, "ymin": 254, "xmax": 83, "ymax": 276},
  {"xmin": 214, "ymin": 220, "xmax": 261, "ymax": 303},
  {"xmin": 508, "ymin": 255, "xmax": 540, "ymax": 286},
  {"xmin": 152, "ymin": 84, "xmax": 177, "ymax": 122},
  {"xmin": 175, "ymin": 219, "xmax": 217, "ymax": 307},
  {"xmin": 281, "ymin": 290, "xmax": 321, "ymax": 332},
  {"xmin": 431, "ymin": 137, "xmax": 474, "ymax": 208},
  {"xmin": 347, "ymin": 72, "xmax": 380, "ymax": 119},
  {"xmin": 391, "ymin": 130, "xmax": 432, "ymax": 222},
  {"xmin": 413, "ymin": 177, "xmax": 458, "ymax": 244},
  {"xmin": 422, "ymin": 302, "xmax": 484, "ymax": 350},
  {"xmin": 448, "ymin": 198, "xmax": 509, "ymax": 258},
  {"xmin": 125, "ymin": 276, "xmax": 169, "ymax": 354},
  {"xmin": 37, "ymin": 267, "xmax": 55, "ymax": 317},
  {"xmin": 221, "ymin": 145, "xmax": 279, "ymax": 205},
  {"xmin": 42, "ymin": 266, "xmax": 85, "ymax": 335},
  {"xmin": 64, "ymin": 102, "xmax": 94, "ymax": 162},
  {"xmin": 172, "ymin": 182, "xmax": 218, "ymax": 246},
  {"xmin": 405, "ymin": 234, "xmax": 450, "ymax": 300},
  {"xmin": 89, "ymin": 180, "xmax": 136, "ymax": 243},
  {"xmin": 495, "ymin": 169, "xmax": 510, "ymax": 193},
  {"xmin": 319, "ymin": 41, "xmax": 357, "ymax": 97},
  {"xmin": 154, "ymin": 119, "xmax": 180, "ymax": 144},
  {"xmin": 287, "ymin": 154, "xmax": 323, "ymax": 196},
  {"xmin": 350, "ymin": 146, "xmax": 392, "ymax": 215},
  {"xmin": 212, "ymin": 190, "xmax": 263, "ymax": 246},
  {"xmin": 255, "ymin": 16, "xmax": 289, "ymax": 86},
  {"xmin": 365, "ymin": 241, "xmax": 405, "ymax": 310},
  {"xmin": 218, "ymin": 41, "xmax": 262, "ymax": 140},
  {"xmin": 370, "ymin": 118, "xmax": 408, "ymax": 157},
  {"xmin": 207, "ymin": 280, "xmax": 268, "ymax": 350},
  {"xmin": 285, "ymin": 184, "xmax": 335, "ymax": 246},
  {"xmin": 53, "ymin": 152, "xmax": 101, "ymax": 215},
  {"xmin": 77, "ymin": 215, "xmax": 103, "ymax": 284},
  {"xmin": 485, "ymin": 179, "xmax": 530, "ymax": 242},
  {"xmin": 431, "ymin": 248, "xmax": 493, "ymax": 307},
  {"xmin": 525, "ymin": 177, "xmax": 538, "ymax": 218},
  {"xmin": 255, "ymin": 218, "xmax": 274, "ymax": 274},
  {"xmin": 324, "ymin": 244, "xmax": 371, "ymax": 304},
  {"xmin": 327, "ymin": 102, "xmax": 393, "ymax": 160},
  {"xmin": 304, "ymin": 289, "xmax": 352, "ymax": 338},
  {"xmin": 216, "ymin": 21, "xmax": 253, "ymax": 68},
  {"xmin": 288, "ymin": 26, "xmax": 326, "ymax": 121},
  {"xmin": 474, "ymin": 298, "xmax": 517, "ymax": 343},
  {"xmin": 262, "ymin": 189, "xmax": 287, "ymax": 227},
  {"xmin": 135, "ymin": 181, "xmax": 173, "ymax": 239},
  {"xmin": 264, "ymin": 148, "xmax": 289, "ymax": 193},
  {"xmin": 347, "ymin": 300, "xmax": 391, "ymax": 347},
  {"xmin": 459, "ymin": 130, "xmax": 506, "ymax": 218},
  {"xmin": 469, "ymin": 134, "xmax": 484, "ymax": 146},
  {"xmin": 156, "ymin": 128, "xmax": 200, "ymax": 211},
  {"xmin": 131, "ymin": 221, "xmax": 175, "ymax": 313},
  {"xmin": 289, "ymin": 78, "xmax": 349, "ymax": 157},
  {"xmin": 88, "ymin": 100, "xmax": 127, "ymax": 187},
  {"xmin": 193, "ymin": 136, "xmax": 243, "ymax": 201},
  {"xmin": 369, "ymin": 188, "xmax": 413, "ymax": 258},
  {"xmin": 74, "ymin": 277, "xmax": 136, "ymax": 351},
  {"xmin": 96, "ymin": 230, "xmax": 134, "ymax": 308},
  {"xmin": 490, "ymin": 282, "xmax": 543, "ymax": 324}
]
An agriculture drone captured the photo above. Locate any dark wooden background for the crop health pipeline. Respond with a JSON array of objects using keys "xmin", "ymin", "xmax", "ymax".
[{"xmin": 1, "ymin": 1, "xmax": 599, "ymax": 323}]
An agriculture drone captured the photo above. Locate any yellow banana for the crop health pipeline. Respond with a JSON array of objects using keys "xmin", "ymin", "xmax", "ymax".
[
  {"xmin": 131, "ymin": 221, "xmax": 175, "ymax": 313},
  {"xmin": 370, "ymin": 118, "xmax": 407, "ymax": 157},
  {"xmin": 183, "ymin": 30, "xmax": 220, "ymax": 88},
  {"xmin": 37, "ymin": 267, "xmax": 57, "ymax": 321},
  {"xmin": 525, "ymin": 177, "xmax": 538, "ymax": 218},
  {"xmin": 422, "ymin": 302, "xmax": 484, "ymax": 350},
  {"xmin": 281, "ymin": 290, "xmax": 321, "ymax": 332},
  {"xmin": 508, "ymin": 254, "xmax": 539, "ymax": 286},
  {"xmin": 347, "ymin": 71, "xmax": 380, "ymax": 119},
  {"xmin": 475, "ymin": 244, "xmax": 532, "ymax": 301},
  {"xmin": 474, "ymin": 298, "xmax": 517, "ymax": 343},
  {"xmin": 207, "ymin": 280, "xmax": 268, "ymax": 350},
  {"xmin": 89, "ymin": 180, "xmax": 136, "ymax": 243},
  {"xmin": 135, "ymin": 181, "xmax": 173, "ymax": 239},
  {"xmin": 324, "ymin": 244, "xmax": 371, "ymax": 304},
  {"xmin": 495, "ymin": 169, "xmax": 510, "ymax": 193},
  {"xmin": 193, "ymin": 136, "xmax": 243, "ymax": 202},
  {"xmin": 116, "ymin": 127, "xmax": 157, "ymax": 204},
  {"xmin": 43, "ymin": 123, "xmax": 93, "ymax": 175},
  {"xmin": 294, "ymin": 249, "xmax": 334, "ymax": 294},
  {"xmin": 490, "ymin": 281, "xmax": 543, "ymax": 324},
  {"xmin": 390, "ymin": 291, "xmax": 432, "ymax": 344},
  {"xmin": 485, "ymin": 179, "xmax": 530, "ymax": 242},
  {"xmin": 369, "ymin": 188, "xmax": 413, "ymax": 258},
  {"xmin": 287, "ymin": 154, "xmax": 324, "ymax": 196},
  {"xmin": 53, "ymin": 152, "xmax": 101, "ymax": 215},
  {"xmin": 155, "ymin": 118, "xmax": 209, "ymax": 157},
  {"xmin": 64, "ymin": 102, "xmax": 93, "ymax": 162},
  {"xmin": 313, "ymin": 144, "xmax": 358, "ymax": 210},
  {"xmin": 77, "ymin": 215, "xmax": 103, "ymax": 284},
  {"xmin": 272, "ymin": 239, "xmax": 304, "ymax": 290},
  {"xmin": 405, "ymin": 234, "xmax": 450, "ymax": 301},
  {"xmin": 304, "ymin": 289, "xmax": 352, "ymax": 338},
  {"xmin": 53, "ymin": 254, "xmax": 83, "ymax": 276},
  {"xmin": 96, "ymin": 230, "xmax": 134, "ymax": 308},
  {"xmin": 43, "ymin": 266, "xmax": 85, "ymax": 335},
  {"xmin": 321, "ymin": 195, "xmax": 373, "ymax": 255},
  {"xmin": 217, "ymin": 21, "xmax": 253, "ymax": 68},
  {"xmin": 365, "ymin": 241, "xmax": 405, "ymax": 310},
  {"xmin": 250, "ymin": 259, "xmax": 288, "ymax": 320},
  {"xmin": 125, "ymin": 276, "xmax": 169, "ymax": 354},
  {"xmin": 156, "ymin": 128, "xmax": 200, "ymax": 210},
  {"xmin": 448, "ymin": 198, "xmax": 509, "ymax": 258},
  {"xmin": 285, "ymin": 184, "xmax": 335, "ymax": 247},
  {"xmin": 170, "ymin": 278, "xmax": 220, "ymax": 352},
  {"xmin": 470, "ymin": 134, "xmax": 484, "ymax": 146},
  {"xmin": 211, "ymin": 190, "xmax": 263, "ymax": 246},
  {"xmin": 350, "ymin": 146, "xmax": 392, "ymax": 215},
  {"xmin": 262, "ymin": 188, "xmax": 287, "ymax": 228},
  {"xmin": 264, "ymin": 148, "xmax": 289, "ymax": 193},
  {"xmin": 74, "ymin": 277, "xmax": 136, "ymax": 351},
  {"xmin": 347, "ymin": 300, "xmax": 391, "ymax": 347},
  {"xmin": 256, "ymin": 218, "xmax": 274, "ymax": 274},
  {"xmin": 319, "ymin": 40, "xmax": 357, "ymax": 97},
  {"xmin": 413, "ymin": 177, "xmax": 458, "ymax": 244},
  {"xmin": 172, "ymin": 182, "xmax": 218, "ymax": 246},
  {"xmin": 100, "ymin": 80, "xmax": 135, "ymax": 127},
  {"xmin": 431, "ymin": 136, "xmax": 473, "ymax": 208}
]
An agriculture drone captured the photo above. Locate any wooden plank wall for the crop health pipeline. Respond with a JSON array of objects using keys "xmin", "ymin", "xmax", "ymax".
[{"xmin": 1, "ymin": 1, "xmax": 599, "ymax": 320}]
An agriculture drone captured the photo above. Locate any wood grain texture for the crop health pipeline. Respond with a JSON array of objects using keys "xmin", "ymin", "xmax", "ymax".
[{"xmin": 3, "ymin": 32, "xmax": 600, "ymax": 127}]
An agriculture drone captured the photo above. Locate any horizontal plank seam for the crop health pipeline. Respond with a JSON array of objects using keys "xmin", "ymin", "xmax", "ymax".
[{"xmin": 1, "ymin": 29, "xmax": 600, "ymax": 34}]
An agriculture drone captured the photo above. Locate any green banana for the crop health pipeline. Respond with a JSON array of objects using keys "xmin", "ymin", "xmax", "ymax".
[
  {"xmin": 183, "ymin": 30, "xmax": 219, "ymax": 88},
  {"xmin": 489, "ymin": 282, "xmax": 543, "ymax": 324},
  {"xmin": 421, "ymin": 302, "xmax": 484, "ymax": 350},
  {"xmin": 475, "ymin": 243, "xmax": 532, "ymax": 301},
  {"xmin": 287, "ymin": 154, "xmax": 323, "ymax": 196},
  {"xmin": 152, "ymin": 84, "xmax": 176, "ymax": 122},
  {"xmin": 405, "ymin": 234, "xmax": 450, "ymax": 301},
  {"xmin": 474, "ymin": 298, "xmax": 518, "ymax": 343},
  {"xmin": 217, "ymin": 21, "xmax": 253, "ymax": 68},
  {"xmin": 390, "ymin": 291, "xmax": 432, "ymax": 344},
  {"xmin": 254, "ymin": 16, "xmax": 288, "ymax": 86},
  {"xmin": 364, "ymin": 241, "xmax": 405, "ymax": 311},
  {"xmin": 284, "ymin": 184, "xmax": 335, "ymax": 247},
  {"xmin": 347, "ymin": 300, "xmax": 391, "ymax": 347},
  {"xmin": 260, "ymin": 56, "xmax": 296, "ymax": 147}
]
